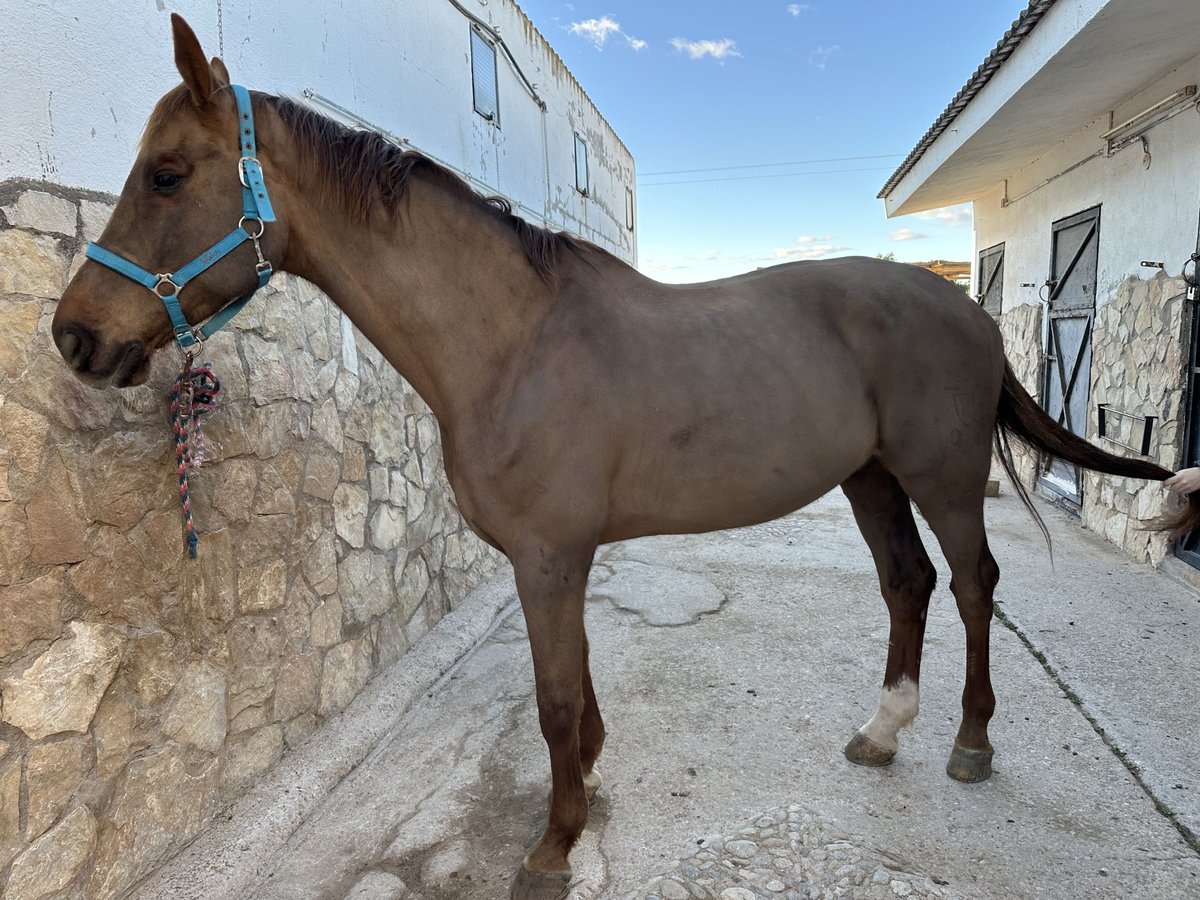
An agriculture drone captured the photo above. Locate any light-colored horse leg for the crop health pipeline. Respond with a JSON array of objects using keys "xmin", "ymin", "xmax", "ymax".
[
  {"xmin": 841, "ymin": 460, "xmax": 935, "ymax": 766},
  {"xmin": 580, "ymin": 631, "xmax": 605, "ymax": 802},
  {"xmin": 510, "ymin": 545, "xmax": 594, "ymax": 900}
]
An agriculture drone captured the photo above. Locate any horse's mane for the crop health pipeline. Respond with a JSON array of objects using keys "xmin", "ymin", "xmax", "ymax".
[
  {"xmin": 143, "ymin": 84, "xmax": 596, "ymax": 281},
  {"xmin": 266, "ymin": 94, "xmax": 594, "ymax": 283}
]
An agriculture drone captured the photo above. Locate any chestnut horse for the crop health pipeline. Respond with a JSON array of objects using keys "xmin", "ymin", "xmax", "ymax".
[{"xmin": 52, "ymin": 16, "xmax": 1198, "ymax": 899}]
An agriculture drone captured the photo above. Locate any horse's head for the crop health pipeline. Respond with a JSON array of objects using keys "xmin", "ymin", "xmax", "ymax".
[{"xmin": 53, "ymin": 14, "xmax": 288, "ymax": 387}]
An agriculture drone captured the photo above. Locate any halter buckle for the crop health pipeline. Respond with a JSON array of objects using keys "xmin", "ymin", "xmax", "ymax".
[
  {"xmin": 239, "ymin": 156, "xmax": 262, "ymax": 189},
  {"xmin": 154, "ymin": 274, "xmax": 181, "ymax": 298}
]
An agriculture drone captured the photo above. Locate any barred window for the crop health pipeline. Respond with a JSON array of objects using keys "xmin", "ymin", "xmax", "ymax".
[{"xmin": 471, "ymin": 27, "xmax": 499, "ymax": 124}]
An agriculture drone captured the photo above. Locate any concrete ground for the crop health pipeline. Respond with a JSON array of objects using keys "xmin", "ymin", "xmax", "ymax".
[{"xmin": 137, "ymin": 488, "xmax": 1200, "ymax": 900}]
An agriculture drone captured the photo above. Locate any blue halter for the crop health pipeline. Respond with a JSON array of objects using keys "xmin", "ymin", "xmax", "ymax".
[{"xmin": 86, "ymin": 84, "xmax": 276, "ymax": 352}]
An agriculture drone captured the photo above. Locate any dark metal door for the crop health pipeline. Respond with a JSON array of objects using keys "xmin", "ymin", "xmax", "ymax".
[
  {"xmin": 1176, "ymin": 285, "xmax": 1200, "ymax": 567},
  {"xmin": 977, "ymin": 243, "xmax": 1004, "ymax": 317},
  {"xmin": 1040, "ymin": 207, "xmax": 1100, "ymax": 504}
]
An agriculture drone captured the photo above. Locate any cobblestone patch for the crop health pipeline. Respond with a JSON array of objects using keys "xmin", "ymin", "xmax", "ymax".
[{"xmin": 634, "ymin": 806, "xmax": 959, "ymax": 900}]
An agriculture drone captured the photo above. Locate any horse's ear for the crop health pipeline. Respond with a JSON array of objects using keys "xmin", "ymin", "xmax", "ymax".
[
  {"xmin": 171, "ymin": 13, "xmax": 213, "ymax": 106},
  {"xmin": 210, "ymin": 56, "xmax": 232, "ymax": 90}
]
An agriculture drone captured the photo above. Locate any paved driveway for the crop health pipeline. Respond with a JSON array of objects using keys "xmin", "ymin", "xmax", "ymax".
[{"xmin": 138, "ymin": 489, "xmax": 1200, "ymax": 899}]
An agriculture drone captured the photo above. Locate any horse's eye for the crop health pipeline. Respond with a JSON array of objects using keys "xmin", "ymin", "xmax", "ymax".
[{"xmin": 153, "ymin": 171, "xmax": 184, "ymax": 191}]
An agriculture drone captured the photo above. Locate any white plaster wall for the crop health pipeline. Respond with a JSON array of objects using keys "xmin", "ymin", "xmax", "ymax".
[
  {"xmin": 0, "ymin": 0, "xmax": 635, "ymax": 262},
  {"xmin": 973, "ymin": 51, "xmax": 1200, "ymax": 312}
]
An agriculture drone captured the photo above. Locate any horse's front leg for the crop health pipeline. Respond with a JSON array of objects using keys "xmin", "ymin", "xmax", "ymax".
[{"xmin": 510, "ymin": 543, "xmax": 595, "ymax": 900}]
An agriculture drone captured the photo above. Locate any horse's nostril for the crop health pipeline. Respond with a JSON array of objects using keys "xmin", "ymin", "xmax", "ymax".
[
  {"xmin": 53, "ymin": 324, "xmax": 96, "ymax": 370},
  {"xmin": 58, "ymin": 331, "xmax": 80, "ymax": 362},
  {"xmin": 113, "ymin": 342, "xmax": 147, "ymax": 386}
]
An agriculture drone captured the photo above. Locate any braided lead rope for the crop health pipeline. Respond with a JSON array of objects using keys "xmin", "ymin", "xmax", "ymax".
[{"xmin": 169, "ymin": 356, "xmax": 222, "ymax": 558}]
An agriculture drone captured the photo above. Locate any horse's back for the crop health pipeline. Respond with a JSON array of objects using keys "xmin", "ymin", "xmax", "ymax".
[
  {"xmin": 468, "ymin": 255, "xmax": 1004, "ymax": 546},
  {"xmin": 645, "ymin": 255, "xmax": 1006, "ymax": 421}
]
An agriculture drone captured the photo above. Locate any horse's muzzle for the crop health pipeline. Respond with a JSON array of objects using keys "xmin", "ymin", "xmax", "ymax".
[{"xmin": 53, "ymin": 322, "xmax": 148, "ymax": 387}]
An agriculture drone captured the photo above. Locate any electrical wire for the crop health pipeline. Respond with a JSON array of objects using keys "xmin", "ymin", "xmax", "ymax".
[
  {"xmin": 640, "ymin": 153, "xmax": 905, "ymax": 177},
  {"xmin": 639, "ymin": 165, "xmax": 896, "ymax": 187}
]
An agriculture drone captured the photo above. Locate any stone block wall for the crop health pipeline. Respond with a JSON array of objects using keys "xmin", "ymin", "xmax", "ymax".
[
  {"xmin": 998, "ymin": 301, "xmax": 1044, "ymax": 490},
  {"xmin": 997, "ymin": 275, "xmax": 1190, "ymax": 566},
  {"xmin": 1084, "ymin": 274, "xmax": 1189, "ymax": 565},
  {"xmin": 0, "ymin": 180, "xmax": 504, "ymax": 898}
]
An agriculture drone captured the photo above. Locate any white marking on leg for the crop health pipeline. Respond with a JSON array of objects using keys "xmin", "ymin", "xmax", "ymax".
[
  {"xmin": 858, "ymin": 677, "xmax": 919, "ymax": 753},
  {"xmin": 583, "ymin": 767, "xmax": 602, "ymax": 800}
]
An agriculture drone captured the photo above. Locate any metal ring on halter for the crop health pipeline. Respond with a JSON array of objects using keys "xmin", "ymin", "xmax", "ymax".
[
  {"xmin": 239, "ymin": 156, "xmax": 261, "ymax": 188},
  {"xmin": 175, "ymin": 331, "xmax": 205, "ymax": 360},
  {"xmin": 154, "ymin": 274, "xmax": 181, "ymax": 298},
  {"xmin": 239, "ymin": 216, "xmax": 266, "ymax": 239}
]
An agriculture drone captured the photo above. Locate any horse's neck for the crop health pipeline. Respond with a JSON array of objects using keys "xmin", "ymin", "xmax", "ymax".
[{"xmin": 280, "ymin": 173, "xmax": 555, "ymax": 429}]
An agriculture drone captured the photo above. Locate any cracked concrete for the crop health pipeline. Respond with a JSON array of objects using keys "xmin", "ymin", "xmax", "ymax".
[
  {"xmin": 590, "ymin": 560, "xmax": 727, "ymax": 627},
  {"xmin": 136, "ymin": 488, "xmax": 1200, "ymax": 899}
]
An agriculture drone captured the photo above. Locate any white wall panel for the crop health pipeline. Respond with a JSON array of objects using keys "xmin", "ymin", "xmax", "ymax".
[{"xmin": 1, "ymin": 0, "xmax": 635, "ymax": 262}]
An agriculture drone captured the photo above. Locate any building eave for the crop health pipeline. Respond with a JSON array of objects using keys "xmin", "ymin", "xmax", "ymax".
[
  {"xmin": 878, "ymin": 0, "xmax": 1058, "ymax": 202},
  {"xmin": 880, "ymin": 0, "xmax": 1200, "ymax": 218}
]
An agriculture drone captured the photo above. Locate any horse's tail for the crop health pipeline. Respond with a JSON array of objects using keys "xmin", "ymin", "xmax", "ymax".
[{"xmin": 994, "ymin": 360, "xmax": 1200, "ymax": 542}]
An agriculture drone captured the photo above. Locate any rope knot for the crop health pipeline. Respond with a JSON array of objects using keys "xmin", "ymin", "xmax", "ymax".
[{"xmin": 170, "ymin": 359, "xmax": 222, "ymax": 558}]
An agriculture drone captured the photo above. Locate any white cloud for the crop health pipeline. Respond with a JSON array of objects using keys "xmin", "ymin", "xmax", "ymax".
[
  {"xmin": 643, "ymin": 237, "xmax": 855, "ymax": 278},
  {"xmin": 670, "ymin": 37, "xmax": 741, "ymax": 60},
  {"xmin": 569, "ymin": 17, "xmax": 645, "ymax": 52},
  {"xmin": 890, "ymin": 228, "xmax": 930, "ymax": 242},
  {"xmin": 916, "ymin": 204, "xmax": 973, "ymax": 227},
  {"xmin": 788, "ymin": 4, "xmax": 811, "ymax": 15},
  {"xmin": 809, "ymin": 44, "xmax": 839, "ymax": 69},
  {"xmin": 641, "ymin": 259, "xmax": 688, "ymax": 274},
  {"xmin": 764, "ymin": 235, "xmax": 850, "ymax": 261},
  {"xmin": 569, "ymin": 17, "xmax": 620, "ymax": 49}
]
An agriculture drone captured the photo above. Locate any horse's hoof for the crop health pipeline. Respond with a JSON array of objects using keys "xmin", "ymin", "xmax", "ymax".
[
  {"xmin": 584, "ymin": 767, "xmax": 603, "ymax": 803},
  {"xmin": 510, "ymin": 865, "xmax": 573, "ymax": 900},
  {"xmin": 843, "ymin": 732, "xmax": 895, "ymax": 767},
  {"xmin": 946, "ymin": 744, "xmax": 993, "ymax": 783}
]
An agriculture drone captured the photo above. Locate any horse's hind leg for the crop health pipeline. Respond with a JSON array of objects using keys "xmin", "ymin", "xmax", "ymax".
[
  {"xmin": 903, "ymin": 475, "xmax": 1001, "ymax": 783},
  {"xmin": 580, "ymin": 630, "xmax": 605, "ymax": 801},
  {"xmin": 841, "ymin": 459, "xmax": 936, "ymax": 767}
]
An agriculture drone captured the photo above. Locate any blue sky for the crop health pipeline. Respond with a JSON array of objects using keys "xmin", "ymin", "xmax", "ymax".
[{"xmin": 514, "ymin": 0, "xmax": 1030, "ymax": 282}]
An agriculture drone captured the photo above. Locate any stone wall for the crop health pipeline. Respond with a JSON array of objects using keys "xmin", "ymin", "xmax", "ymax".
[
  {"xmin": 1084, "ymin": 274, "xmax": 1189, "ymax": 565},
  {"xmin": 998, "ymin": 301, "xmax": 1044, "ymax": 490},
  {"xmin": 0, "ymin": 180, "xmax": 504, "ymax": 898},
  {"xmin": 998, "ymin": 276, "xmax": 1190, "ymax": 566}
]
